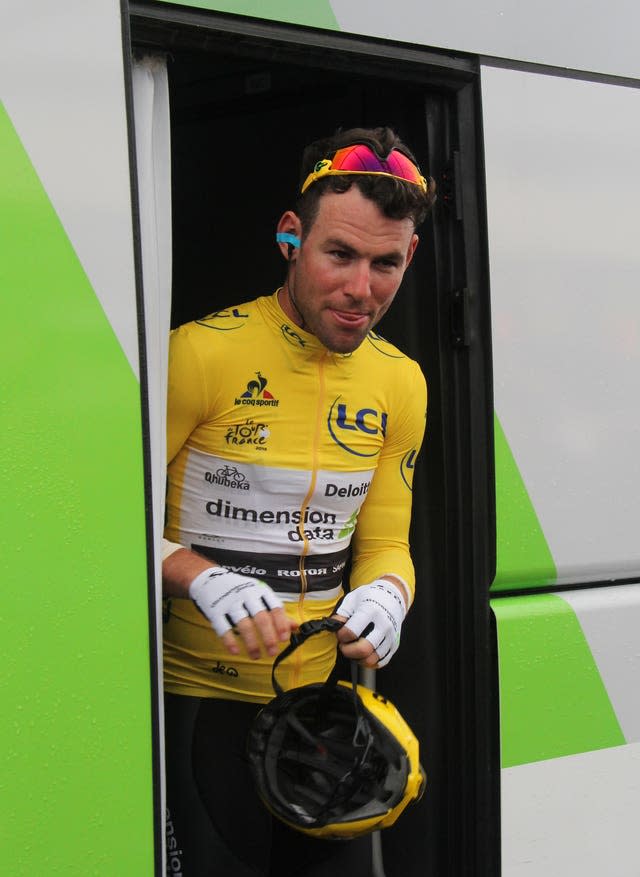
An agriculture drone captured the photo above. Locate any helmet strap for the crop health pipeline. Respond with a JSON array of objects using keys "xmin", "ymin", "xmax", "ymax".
[
  {"xmin": 270, "ymin": 616, "xmax": 345, "ymax": 696},
  {"xmin": 270, "ymin": 616, "xmax": 367, "ymax": 743}
]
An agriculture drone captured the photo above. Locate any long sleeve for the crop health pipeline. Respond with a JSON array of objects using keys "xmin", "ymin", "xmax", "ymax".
[{"xmin": 349, "ymin": 360, "xmax": 427, "ymax": 603}]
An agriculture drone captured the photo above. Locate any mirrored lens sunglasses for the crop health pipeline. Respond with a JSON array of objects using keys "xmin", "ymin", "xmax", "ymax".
[{"xmin": 301, "ymin": 143, "xmax": 428, "ymax": 195}]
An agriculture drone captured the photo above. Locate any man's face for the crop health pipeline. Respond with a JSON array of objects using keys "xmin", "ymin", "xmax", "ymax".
[{"xmin": 278, "ymin": 187, "xmax": 418, "ymax": 354}]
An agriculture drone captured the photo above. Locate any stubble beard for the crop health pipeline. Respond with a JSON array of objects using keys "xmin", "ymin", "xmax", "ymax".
[{"xmin": 310, "ymin": 306, "xmax": 373, "ymax": 354}]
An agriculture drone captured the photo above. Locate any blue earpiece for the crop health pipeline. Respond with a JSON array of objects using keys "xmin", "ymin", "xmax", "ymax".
[{"xmin": 276, "ymin": 232, "xmax": 301, "ymax": 249}]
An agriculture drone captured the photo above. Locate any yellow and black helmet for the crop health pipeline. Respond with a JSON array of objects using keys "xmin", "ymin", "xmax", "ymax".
[{"xmin": 247, "ymin": 618, "xmax": 425, "ymax": 840}]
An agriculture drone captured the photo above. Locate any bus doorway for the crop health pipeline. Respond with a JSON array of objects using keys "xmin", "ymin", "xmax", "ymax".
[{"xmin": 132, "ymin": 9, "xmax": 497, "ymax": 874}]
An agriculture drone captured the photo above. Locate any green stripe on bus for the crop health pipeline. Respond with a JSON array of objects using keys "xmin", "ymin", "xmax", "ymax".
[
  {"xmin": 0, "ymin": 103, "xmax": 154, "ymax": 874},
  {"xmin": 492, "ymin": 593, "xmax": 626, "ymax": 767},
  {"xmin": 492, "ymin": 411, "xmax": 557, "ymax": 591},
  {"xmin": 154, "ymin": 0, "xmax": 340, "ymax": 29}
]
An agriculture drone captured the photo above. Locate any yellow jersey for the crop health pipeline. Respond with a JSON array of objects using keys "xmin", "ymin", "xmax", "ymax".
[{"xmin": 164, "ymin": 291, "xmax": 427, "ymax": 701}]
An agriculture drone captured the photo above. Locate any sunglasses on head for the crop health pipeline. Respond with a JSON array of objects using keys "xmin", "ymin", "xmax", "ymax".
[{"xmin": 301, "ymin": 143, "xmax": 428, "ymax": 195}]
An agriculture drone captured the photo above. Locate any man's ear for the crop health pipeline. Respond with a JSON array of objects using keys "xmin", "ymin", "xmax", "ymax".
[
  {"xmin": 276, "ymin": 212, "xmax": 302, "ymax": 260},
  {"xmin": 405, "ymin": 233, "xmax": 419, "ymax": 268}
]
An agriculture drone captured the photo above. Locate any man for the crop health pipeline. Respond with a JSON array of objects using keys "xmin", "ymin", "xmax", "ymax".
[{"xmin": 163, "ymin": 127, "xmax": 436, "ymax": 876}]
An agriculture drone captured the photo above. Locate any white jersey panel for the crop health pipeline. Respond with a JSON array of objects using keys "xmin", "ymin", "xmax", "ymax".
[
  {"xmin": 483, "ymin": 66, "xmax": 640, "ymax": 586},
  {"xmin": 0, "ymin": 0, "xmax": 139, "ymax": 378},
  {"xmin": 176, "ymin": 449, "xmax": 374, "ymax": 556}
]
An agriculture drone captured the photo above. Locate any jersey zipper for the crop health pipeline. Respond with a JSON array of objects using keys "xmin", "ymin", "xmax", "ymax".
[{"xmin": 290, "ymin": 350, "xmax": 328, "ymax": 688}]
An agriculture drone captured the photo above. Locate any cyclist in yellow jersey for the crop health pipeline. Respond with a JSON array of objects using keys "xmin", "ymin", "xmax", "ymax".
[{"xmin": 163, "ymin": 126, "xmax": 436, "ymax": 877}]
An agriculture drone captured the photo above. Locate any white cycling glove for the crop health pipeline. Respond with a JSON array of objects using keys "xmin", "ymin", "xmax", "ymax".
[
  {"xmin": 336, "ymin": 578, "xmax": 407, "ymax": 668},
  {"xmin": 189, "ymin": 567, "xmax": 283, "ymax": 637}
]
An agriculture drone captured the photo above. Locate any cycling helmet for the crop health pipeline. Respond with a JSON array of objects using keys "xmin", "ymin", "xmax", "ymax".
[{"xmin": 247, "ymin": 618, "xmax": 425, "ymax": 839}]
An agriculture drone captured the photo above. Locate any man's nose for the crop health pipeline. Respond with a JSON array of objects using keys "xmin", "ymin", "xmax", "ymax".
[{"xmin": 347, "ymin": 261, "xmax": 372, "ymax": 301}]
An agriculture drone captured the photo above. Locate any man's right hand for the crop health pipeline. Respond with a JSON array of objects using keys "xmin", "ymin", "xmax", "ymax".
[{"xmin": 188, "ymin": 566, "xmax": 294, "ymax": 660}]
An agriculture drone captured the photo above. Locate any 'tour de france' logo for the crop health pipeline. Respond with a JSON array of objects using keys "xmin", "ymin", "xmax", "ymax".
[
  {"xmin": 327, "ymin": 396, "xmax": 387, "ymax": 457},
  {"xmin": 225, "ymin": 418, "xmax": 270, "ymax": 450}
]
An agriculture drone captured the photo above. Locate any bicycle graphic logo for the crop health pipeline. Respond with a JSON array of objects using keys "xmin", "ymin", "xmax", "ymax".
[{"xmin": 216, "ymin": 465, "xmax": 246, "ymax": 483}]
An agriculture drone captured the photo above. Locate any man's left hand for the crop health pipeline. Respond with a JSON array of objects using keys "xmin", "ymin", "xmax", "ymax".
[{"xmin": 332, "ymin": 578, "xmax": 407, "ymax": 668}]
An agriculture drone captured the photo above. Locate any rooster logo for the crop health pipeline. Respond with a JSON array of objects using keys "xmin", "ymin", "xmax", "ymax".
[{"xmin": 241, "ymin": 372, "xmax": 274, "ymax": 400}]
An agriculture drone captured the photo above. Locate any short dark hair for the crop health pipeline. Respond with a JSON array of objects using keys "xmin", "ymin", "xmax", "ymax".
[{"xmin": 294, "ymin": 126, "xmax": 436, "ymax": 236}]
